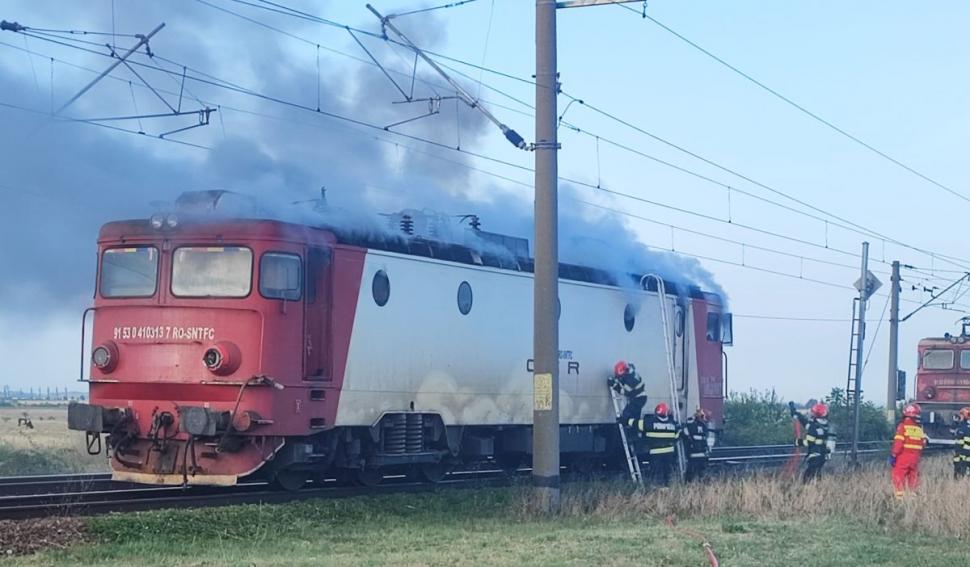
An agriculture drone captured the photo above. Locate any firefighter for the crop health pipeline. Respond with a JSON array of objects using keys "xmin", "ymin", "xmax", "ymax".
[
  {"xmin": 628, "ymin": 402, "xmax": 680, "ymax": 486},
  {"xmin": 788, "ymin": 401, "xmax": 832, "ymax": 482},
  {"xmin": 952, "ymin": 407, "xmax": 970, "ymax": 478},
  {"xmin": 890, "ymin": 403, "xmax": 927, "ymax": 498},
  {"xmin": 681, "ymin": 408, "xmax": 711, "ymax": 482},
  {"xmin": 609, "ymin": 360, "xmax": 647, "ymax": 425}
]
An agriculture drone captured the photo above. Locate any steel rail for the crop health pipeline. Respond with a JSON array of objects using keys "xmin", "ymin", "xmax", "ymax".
[{"xmin": 0, "ymin": 441, "xmax": 944, "ymax": 520}]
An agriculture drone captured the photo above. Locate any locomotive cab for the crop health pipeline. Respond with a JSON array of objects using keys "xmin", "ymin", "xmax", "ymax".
[
  {"xmin": 915, "ymin": 330, "xmax": 970, "ymax": 440},
  {"xmin": 69, "ymin": 216, "xmax": 344, "ymax": 485}
]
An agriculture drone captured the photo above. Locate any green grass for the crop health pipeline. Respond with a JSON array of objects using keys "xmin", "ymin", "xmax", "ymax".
[
  {"xmin": 0, "ymin": 443, "xmax": 75, "ymax": 476},
  {"xmin": 0, "ymin": 407, "xmax": 107, "ymax": 475},
  {"xmin": 13, "ymin": 485, "xmax": 968, "ymax": 566}
]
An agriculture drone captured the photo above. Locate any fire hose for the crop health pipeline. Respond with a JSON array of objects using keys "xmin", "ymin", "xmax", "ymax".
[{"xmin": 665, "ymin": 515, "xmax": 719, "ymax": 567}]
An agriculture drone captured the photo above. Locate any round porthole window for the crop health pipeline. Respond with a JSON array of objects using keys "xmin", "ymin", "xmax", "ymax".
[
  {"xmin": 457, "ymin": 281, "xmax": 473, "ymax": 315},
  {"xmin": 372, "ymin": 270, "xmax": 390, "ymax": 306},
  {"xmin": 623, "ymin": 304, "xmax": 636, "ymax": 332}
]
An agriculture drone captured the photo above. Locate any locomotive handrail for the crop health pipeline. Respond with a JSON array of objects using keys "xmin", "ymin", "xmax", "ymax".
[{"xmin": 78, "ymin": 307, "xmax": 97, "ymax": 382}]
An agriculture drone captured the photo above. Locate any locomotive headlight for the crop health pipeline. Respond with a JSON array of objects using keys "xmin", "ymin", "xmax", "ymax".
[
  {"xmin": 149, "ymin": 213, "xmax": 165, "ymax": 230},
  {"xmin": 202, "ymin": 341, "xmax": 241, "ymax": 376},
  {"xmin": 165, "ymin": 214, "xmax": 179, "ymax": 229},
  {"xmin": 202, "ymin": 348, "xmax": 222, "ymax": 370},
  {"xmin": 91, "ymin": 341, "xmax": 119, "ymax": 373},
  {"xmin": 923, "ymin": 386, "xmax": 937, "ymax": 399}
]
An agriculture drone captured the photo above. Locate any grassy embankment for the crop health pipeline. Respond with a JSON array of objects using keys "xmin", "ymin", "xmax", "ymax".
[
  {"xmin": 12, "ymin": 457, "xmax": 969, "ymax": 566},
  {"xmin": 0, "ymin": 406, "xmax": 107, "ymax": 476}
]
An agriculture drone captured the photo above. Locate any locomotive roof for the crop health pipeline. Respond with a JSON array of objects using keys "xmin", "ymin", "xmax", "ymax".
[
  {"xmin": 919, "ymin": 337, "xmax": 970, "ymax": 346},
  {"xmin": 100, "ymin": 218, "xmax": 714, "ymax": 302}
]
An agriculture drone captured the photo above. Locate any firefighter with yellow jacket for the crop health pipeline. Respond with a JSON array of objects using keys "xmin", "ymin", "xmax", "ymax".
[
  {"xmin": 627, "ymin": 402, "xmax": 680, "ymax": 485},
  {"xmin": 953, "ymin": 407, "xmax": 970, "ymax": 478}
]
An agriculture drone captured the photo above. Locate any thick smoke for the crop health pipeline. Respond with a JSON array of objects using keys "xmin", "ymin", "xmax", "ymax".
[{"xmin": 0, "ymin": 1, "xmax": 724, "ymax": 389}]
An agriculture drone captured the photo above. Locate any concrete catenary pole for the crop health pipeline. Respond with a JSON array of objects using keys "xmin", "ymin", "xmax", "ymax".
[
  {"xmin": 886, "ymin": 261, "xmax": 901, "ymax": 424},
  {"xmin": 851, "ymin": 241, "xmax": 870, "ymax": 465},
  {"xmin": 532, "ymin": 0, "xmax": 560, "ymax": 512}
]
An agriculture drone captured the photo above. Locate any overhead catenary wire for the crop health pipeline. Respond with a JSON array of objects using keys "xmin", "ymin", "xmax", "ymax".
[
  {"xmin": 0, "ymin": 34, "xmax": 959, "ymax": 287},
  {"xmin": 612, "ymin": 3, "xmax": 970, "ymax": 206},
  {"xmin": 474, "ymin": 0, "xmax": 496, "ymax": 101},
  {"xmin": 0, "ymin": 35, "xmax": 952, "ymax": 288},
  {"xmin": 193, "ymin": 0, "xmax": 531, "ymax": 118},
  {"xmin": 189, "ymin": 0, "xmax": 970, "ymax": 272},
  {"xmin": 8, "ymin": 17, "xmax": 970, "ymax": 306},
  {"xmin": 3, "ymin": 73, "xmax": 968, "ymax": 314},
  {"xmin": 0, "ymin": 39, "xmax": 905, "ymax": 295},
  {"xmin": 862, "ymin": 294, "xmax": 891, "ymax": 372},
  {"xmin": 0, "ymin": 100, "xmax": 212, "ymax": 150},
  {"xmin": 386, "ymin": 0, "xmax": 479, "ymax": 19}
]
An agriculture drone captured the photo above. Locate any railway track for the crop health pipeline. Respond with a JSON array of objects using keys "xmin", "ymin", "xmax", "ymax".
[
  {"xmin": 0, "ymin": 469, "xmax": 515, "ymax": 520},
  {"xmin": 0, "ymin": 440, "xmax": 923, "ymax": 520}
]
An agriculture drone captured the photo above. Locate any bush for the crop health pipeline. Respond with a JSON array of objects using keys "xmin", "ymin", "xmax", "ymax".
[
  {"xmin": 721, "ymin": 390, "xmax": 793, "ymax": 446},
  {"xmin": 721, "ymin": 388, "xmax": 891, "ymax": 446},
  {"xmin": 0, "ymin": 442, "xmax": 74, "ymax": 476},
  {"xmin": 823, "ymin": 388, "xmax": 892, "ymax": 442}
]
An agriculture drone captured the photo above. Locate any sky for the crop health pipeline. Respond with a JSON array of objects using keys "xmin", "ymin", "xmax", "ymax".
[{"xmin": 1, "ymin": 0, "xmax": 969, "ymax": 404}]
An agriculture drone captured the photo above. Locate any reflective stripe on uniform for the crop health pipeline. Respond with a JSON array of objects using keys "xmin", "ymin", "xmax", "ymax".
[
  {"xmin": 649, "ymin": 446, "xmax": 675, "ymax": 455},
  {"xmin": 902, "ymin": 443, "xmax": 924, "ymax": 450},
  {"xmin": 692, "ymin": 435, "xmax": 705, "ymax": 441},
  {"xmin": 644, "ymin": 432, "xmax": 678, "ymax": 439},
  {"xmin": 689, "ymin": 452, "xmax": 707, "ymax": 458}
]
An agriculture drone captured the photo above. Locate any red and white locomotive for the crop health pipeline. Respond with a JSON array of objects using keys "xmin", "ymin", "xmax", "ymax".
[
  {"xmin": 914, "ymin": 319, "xmax": 970, "ymax": 439},
  {"xmin": 69, "ymin": 191, "xmax": 730, "ymax": 488}
]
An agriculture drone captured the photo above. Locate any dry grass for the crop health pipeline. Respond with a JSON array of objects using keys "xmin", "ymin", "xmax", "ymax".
[
  {"xmin": 0, "ymin": 406, "xmax": 107, "ymax": 475},
  {"xmin": 519, "ymin": 456, "xmax": 969, "ymax": 539}
]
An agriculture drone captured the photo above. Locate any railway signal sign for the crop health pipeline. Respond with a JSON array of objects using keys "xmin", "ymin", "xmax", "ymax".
[{"xmin": 854, "ymin": 270, "xmax": 882, "ymax": 300}]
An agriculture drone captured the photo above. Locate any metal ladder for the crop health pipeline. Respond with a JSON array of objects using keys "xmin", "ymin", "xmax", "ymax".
[
  {"xmin": 609, "ymin": 387, "xmax": 643, "ymax": 485},
  {"xmin": 845, "ymin": 297, "xmax": 861, "ymax": 407},
  {"xmin": 641, "ymin": 274, "xmax": 687, "ymax": 478}
]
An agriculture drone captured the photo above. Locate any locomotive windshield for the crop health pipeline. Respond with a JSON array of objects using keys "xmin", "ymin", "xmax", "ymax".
[
  {"xmin": 100, "ymin": 247, "xmax": 159, "ymax": 298},
  {"xmin": 960, "ymin": 350, "xmax": 970, "ymax": 369},
  {"xmin": 922, "ymin": 349, "xmax": 954, "ymax": 370},
  {"xmin": 171, "ymin": 246, "xmax": 252, "ymax": 298}
]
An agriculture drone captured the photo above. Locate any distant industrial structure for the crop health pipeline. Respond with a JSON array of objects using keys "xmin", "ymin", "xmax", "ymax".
[{"xmin": 0, "ymin": 385, "xmax": 86, "ymax": 404}]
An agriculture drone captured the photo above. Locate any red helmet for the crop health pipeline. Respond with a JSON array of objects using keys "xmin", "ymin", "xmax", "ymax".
[
  {"xmin": 902, "ymin": 403, "xmax": 921, "ymax": 419},
  {"xmin": 694, "ymin": 408, "xmax": 710, "ymax": 422},
  {"xmin": 613, "ymin": 360, "xmax": 630, "ymax": 376},
  {"xmin": 810, "ymin": 403, "xmax": 829, "ymax": 418},
  {"xmin": 959, "ymin": 407, "xmax": 970, "ymax": 421},
  {"xmin": 655, "ymin": 402, "xmax": 670, "ymax": 418}
]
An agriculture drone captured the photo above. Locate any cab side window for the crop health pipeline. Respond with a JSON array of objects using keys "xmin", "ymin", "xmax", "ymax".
[
  {"xmin": 305, "ymin": 248, "xmax": 331, "ymax": 304},
  {"xmin": 260, "ymin": 253, "xmax": 302, "ymax": 301}
]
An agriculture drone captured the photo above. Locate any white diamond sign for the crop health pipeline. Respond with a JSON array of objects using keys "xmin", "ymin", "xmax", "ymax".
[{"xmin": 854, "ymin": 270, "xmax": 882, "ymax": 300}]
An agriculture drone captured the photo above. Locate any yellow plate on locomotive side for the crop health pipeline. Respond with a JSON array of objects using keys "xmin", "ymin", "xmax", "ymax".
[{"xmin": 112, "ymin": 470, "xmax": 238, "ymax": 486}]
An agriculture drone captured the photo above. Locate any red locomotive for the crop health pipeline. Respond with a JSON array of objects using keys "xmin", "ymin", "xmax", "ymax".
[
  {"xmin": 69, "ymin": 191, "xmax": 730, "ymax": 488},
  {"xmin": 915, "ymin": 319, "xmax": 970, "ymax": 439}
]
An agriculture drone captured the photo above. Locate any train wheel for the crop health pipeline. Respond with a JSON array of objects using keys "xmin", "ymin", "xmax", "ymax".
[
  {"xmin": 355, "ymin": 467, "xmax": 383, "ymax": 487},
  {"xmin": 419, "ymin": 462, "xmax": 453, "ymax": 484},
  {"xmin": 571, "ymin": 458, "xmax": 600, "ymax": 477},
  {"xmin": 273, "ymin": 469, "xmax": 310, "ymax": 492},
  {"xmin": 496, "ymin": 453, "xmax": 522, "ymax": 478}
]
